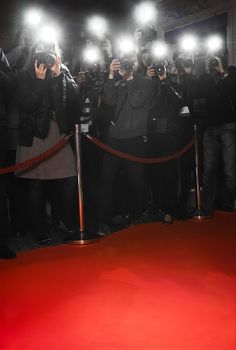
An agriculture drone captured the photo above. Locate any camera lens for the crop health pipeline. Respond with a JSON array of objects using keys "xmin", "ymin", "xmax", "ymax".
[
  {"xmin": 120, "ymin": 58, "xmax": 134, "ymax": 73},
  {"xmin": 155, "ymin": 64, "xmax": 165, "ymax": 75},
  {"xmin": 45, "ymin": 54, "xmax": 56, "ymax": 68},
  {"xmin": 35, "ymin": 51, "xmax": 56, "ymax": 68}
]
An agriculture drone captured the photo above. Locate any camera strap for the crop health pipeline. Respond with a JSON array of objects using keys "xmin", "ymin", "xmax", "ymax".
[{"xmin": 62, "ymin": 74, "xmax": 67, "ymax": 107}]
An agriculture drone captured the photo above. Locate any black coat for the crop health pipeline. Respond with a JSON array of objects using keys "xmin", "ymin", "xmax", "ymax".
[
  {"xmin": 0, "ymin": 48, "xmax": 11, "ymax": 129},
  {"xmin": 17, "ymin": 66, "xmax": 79, "ymax": 146},
  {"xmin": 149, "ymin": 77, "xmax": 183, "ymax": 135},
  {"xmin": 198, "ymin": 70, "xmax": 236, "ymax": 127},
  {"xmin": 102, "ymin": 74, "xmax": 154, "ymax": 139}
]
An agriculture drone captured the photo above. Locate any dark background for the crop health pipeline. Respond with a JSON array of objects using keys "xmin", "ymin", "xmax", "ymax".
[{"xmin": 0, "ymin": 0, "xmax": 143, "ymax": 47}]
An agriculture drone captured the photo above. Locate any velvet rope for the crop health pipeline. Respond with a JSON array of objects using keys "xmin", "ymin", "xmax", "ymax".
[
  {"xmin": 85, "ymin": 134, "xmax": 194, "ymax": 164},
  {"xmin": 0, "ymin": 135, "xmax": 71, "ymax": 175},
  {"xmin": 0, "ymin": 132, "xmax": 194, "ymax": 175}
]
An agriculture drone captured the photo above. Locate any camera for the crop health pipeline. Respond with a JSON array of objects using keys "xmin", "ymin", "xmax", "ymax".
[
  {"xmin": 120, "ymin": 58, "xmax": 134, "ymax": 74},
  {"xmin": 136, "ymin": 26, "xmax": 157, "ymax": 46},
  {"xmin": 208, "ymin": 57, "xmax": 219, "ymax": 69},
  {"xmin": 83, "ymin": 62, "xmax": 103, "ymax": 93},
  {"xmin": 35, "ymin": 51, "xmax": 56, "ymax": 68},
  {"xmin": 151, "ymin": 63, "xmax": 166, "ymax": 76}
]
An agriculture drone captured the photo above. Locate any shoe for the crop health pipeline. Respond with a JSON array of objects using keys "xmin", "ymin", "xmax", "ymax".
[
  {"xmin": 162, "ymin": 214, "xmax": 173, "ymax": 224},
  {"xmin": 112, "ymin": 215, "xmax": 130, "ymax": 226},
  {"xmin": 0, "ymin": 245, "xmax": 16, "ymax": 259},
  {"xmin": 97, "ymin": 223, "xmax": 111, "ymax": 236},
  {"xmin": 35, "ymin": 233, "xmax": 52, "ymax": 245}
]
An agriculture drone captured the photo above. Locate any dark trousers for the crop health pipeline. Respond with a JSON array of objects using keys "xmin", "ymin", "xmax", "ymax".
[
  {"xmin": 0, "ymin": 128, "xmax": 8, "ymax": 244},
  {"xmin": 28, "ymin": 177, "xmax": 78, "ymax": 236},
  {"xmin": 148, "ymin": 132, "xmax": 179, "ymax": 215},
  {"xmin": 202, "ymin": 123, "xmax": 236, "ymax": 212},
  {"xmin": 99, "ymin": 137, "xmax": 148, "ymax": 224}
]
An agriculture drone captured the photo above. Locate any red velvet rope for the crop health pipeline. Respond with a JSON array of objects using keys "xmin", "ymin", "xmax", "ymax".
[
  {"xmin": 85, "ymin": 134, "xmax": 194, "ymax": 164},
  {"xmin": 0, "ymin": 132, "xmax": 194, "ymax": 175},
  {"xmin": 0, "ymin": 135, "xmax": 71, "ymax": 175}
]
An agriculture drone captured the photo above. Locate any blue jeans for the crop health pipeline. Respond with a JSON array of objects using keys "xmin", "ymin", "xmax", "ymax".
[{"xmin": 202, "ymin": 122, "xmax": 236, "ymax": 212}]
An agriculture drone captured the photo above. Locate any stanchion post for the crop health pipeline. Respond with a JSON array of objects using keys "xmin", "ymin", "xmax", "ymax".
[
  {"xmin": 192, "ymin": 122, "xmax": 211, "ymax": 220},
  {"xmin": 68, "ymin": 123, "xmax": 101, "ymax": 245},
  {"xmin": 75, "ymin": 124, "xmax": 85, "ymax": 233}
]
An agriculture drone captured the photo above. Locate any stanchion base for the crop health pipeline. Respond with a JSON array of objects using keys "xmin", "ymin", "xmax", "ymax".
[
  {"xmin": 68, "ymin": 231, "xmax": 102, "ymax": 245},
  {"xmin": 192, "ymin": 210, "xmax": 212, "ymax": 220}
]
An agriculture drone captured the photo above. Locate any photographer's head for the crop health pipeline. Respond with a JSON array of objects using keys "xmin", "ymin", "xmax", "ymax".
[
  {"xmin": 109, "ymin": 57, "xmax": 135, "ymax": 80},
  {"xmin": 207, "ymin": 56, "xmax": 224, "ymax": 74},
  {"xmin": 134, "ymin": 26, "xmax": 157, "ymax": 49},
  {"xmin": 173, "ymin": 51, "xmax": 194, "ymax": 75},
  {"xmin": 119, "ymin": 57, "xmax": 135, "ymax": 78},
  {"xmin": 140, "ymin": 48, "xmax": 152, "ymax": 68},
  {"xmin": 34, "ymin": 38, "xmax": 60, "ymax": 65},
  {"xmin": 33, "ymin": 39, "xmax": 62, "ymax": 78},
  {"xmin": 207, "ymin": 55, "xmax": 227, "ymax": 76}
]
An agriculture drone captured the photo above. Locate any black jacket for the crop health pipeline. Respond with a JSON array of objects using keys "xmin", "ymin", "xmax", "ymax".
[
  {"xmin": 198, "ymin": 70, "xmax": 236, "ymax": 127},
  {"xmin": 149, "ymin": 77, "xmax": 183, "ymax": 135},
  {"xmin": 102, "ymin": 74, "xmax": 154, "ymax": 139},
  {"xmin": 0, "ymin": 48, "xmax": 11, "ymax": 129},
  {"xmin": 17, "ymin": 66, "xmax": 79, "ymax": 146}
]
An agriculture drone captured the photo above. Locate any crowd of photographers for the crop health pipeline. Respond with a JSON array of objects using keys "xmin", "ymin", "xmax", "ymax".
[{"xmin": 0, "ymin": 27, "xmax": 236, "ymax": 259}]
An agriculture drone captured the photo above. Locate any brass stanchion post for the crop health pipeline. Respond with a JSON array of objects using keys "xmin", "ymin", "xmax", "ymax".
[{"xmin": 69, "ymin": 124, "xmax": 101, "ymax": 245}]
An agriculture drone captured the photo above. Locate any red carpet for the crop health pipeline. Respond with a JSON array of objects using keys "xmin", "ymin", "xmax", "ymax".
[{"xmin": 0, "ymin": 211, "xmax": 236, "ymax": 350}]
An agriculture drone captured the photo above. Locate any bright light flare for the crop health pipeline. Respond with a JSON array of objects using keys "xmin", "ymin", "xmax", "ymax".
[
  {"xmin": 25, "ymin": 9, "xmax": 41, "ymax": 25},
  {"xmin": 37, "ymin": 26, "xmax": 60, "ymax": 43},
  {"xmin": 151, "ymin": 42, "xmax": 168, "ymax": 58},
  {"xmin": 83, "ymin": 47, "xmax": 101, "ymax": 63},
  {"xmin": 116, "ymin": 36, "xmax": 136, "ymax": 55},
  {"xmin": 180, "ymin": 35, "xmax": 198, "ymax": 51},
  {"xmin": 206, "ymin": 35, "xmax": 223, "ymax": 52},
  {"xmin": 134, "ymin": 2, "xmax": 157, "ymax": 25},
  {"xmin": 87, "ymin": 16, "xmax": 108, "ymax": 39}
]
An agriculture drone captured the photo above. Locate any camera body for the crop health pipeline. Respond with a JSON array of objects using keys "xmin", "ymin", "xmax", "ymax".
[
  {"xmin": 84, "ymin": 62, "xmax": 103, "ymax": 92},
  {"xmin": 119, "ymin": 57, "xmax": 134, "ymax": 74},
  {"xmin": 208, "ymin": 57, "xmax": 219, "ymax": 70},
  {"xmin": 150, "ymin": 62, "xmax": 166, "ymax": 76},
  {"xmin": 35, "ymin": 51, "xmax": 56, "ymax": 68},
  {"xmin": 136, "ymin": 26, "xmax": 157, "ymax": 46}
]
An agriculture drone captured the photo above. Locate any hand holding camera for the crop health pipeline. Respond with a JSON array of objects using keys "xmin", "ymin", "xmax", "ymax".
[
  {"xmin": 208, "ymin": 56, "xmax": 226, "ymax": 74},
  {"xmin": 147, "ymin": 66, "xmax": 156, "ymax": 78},
  {"xmin": 147, "ymin": 64, "xmax": 166, "ymax": 80},
  {"xmin": 35, "ymin": 61, "xmax": 47, "ymax": 80},
  {"xmin": 109, "ymin": 59, "xmax": 121, "ymax": 78}
]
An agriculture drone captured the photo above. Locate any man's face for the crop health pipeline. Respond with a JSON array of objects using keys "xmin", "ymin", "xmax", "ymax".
[{"xmin": 141, "ymin": 52, "xmax": 151, "ymax": 67}]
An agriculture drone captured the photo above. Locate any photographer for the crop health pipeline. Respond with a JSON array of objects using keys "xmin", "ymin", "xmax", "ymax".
[
  {"xmin": 199, "ymin": 56, "xmax": 236, "ymax": 214},
  {"xmin": 0, "ymin": 48, "xmax": 16, "ymax": 258},
  {"xmin": 147, "ymin": 63, "xmax": 183, "ymax": 223},
  {"xmin": 98, "ymin": 57, "xmax": 154, "ymax": 234},
  {"xmin": 173, "ymin": 55, "xmax": 197, "ymax": 217},
  {"xmin": 15, "ymin": 40, "xmax": 80, "ymax": 243}
]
